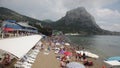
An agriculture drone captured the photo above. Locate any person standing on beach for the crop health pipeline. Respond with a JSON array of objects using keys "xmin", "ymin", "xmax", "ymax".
[
  {"xmin": 41, "ymin": 44, "xmax": 44, "ymax": 51},
  {"xmin": 75, "ymin": 53, "xmax": 79, "ymax": 61},
  {"xmin": 79, "ymin": 52, "xmax": 82, "ymax": 61},
  {"xmin": 83, "ymin": 53, "xmax": 86, "ymax": 60},
  {"xmin": 47, "ymin": 46, "xmax": 50, "ymax": 51}
]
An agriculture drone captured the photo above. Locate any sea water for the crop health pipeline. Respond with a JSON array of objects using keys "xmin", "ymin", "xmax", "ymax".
[{"xmin": 67, "ymin": 35, "xmax": 120, "ymax": 59}]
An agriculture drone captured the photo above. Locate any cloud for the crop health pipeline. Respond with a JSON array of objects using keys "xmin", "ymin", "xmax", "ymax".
[
  {"xmin": 100, "ymin": 24, "xmax": 120, "ymax": 32},
  {"xmin": 95, "ymin": 8, "xmax": 120, "ymax": 20},
  {"xmin": 0, "ymin": 0, "xmax": 120, "ymax": 31},
  {"xmin": 0, "ymin": 0, "xmax": 119, "ymax": 20},
  {"xmin": 0, "ymin": 0, "xmax": 68, "ymax": 20},
  {"xmin": 91, "ymin": 8, "xmax": 120, "ymax": 31},
  {"xmin": 62, "ymin": 0, "xmax": 119, "ymax": 10}
]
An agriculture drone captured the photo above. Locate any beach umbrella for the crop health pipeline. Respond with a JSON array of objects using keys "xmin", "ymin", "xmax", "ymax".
[
  {"xmin": 66, "ymin": 62, "xmax": 85, "ymax": 68},
  {"xmin": 64, "ymin": 51, "xmax": 72, "ymax": 56}
]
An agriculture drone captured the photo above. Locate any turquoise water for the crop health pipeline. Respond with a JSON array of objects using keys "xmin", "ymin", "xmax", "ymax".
[{"xmin": 67, "ymin": 35, "xmax": 120, "ymax": 59}]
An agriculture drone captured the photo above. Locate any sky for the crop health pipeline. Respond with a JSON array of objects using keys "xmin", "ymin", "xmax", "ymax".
[{"xmin": 0, "ymin": 0, "xmax": 120, "ymax": 32}]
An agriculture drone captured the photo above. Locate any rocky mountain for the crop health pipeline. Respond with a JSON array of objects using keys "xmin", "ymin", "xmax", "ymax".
[{"xmin": 52, "ymin": 7, "xmax": 120, "ymax": 35}]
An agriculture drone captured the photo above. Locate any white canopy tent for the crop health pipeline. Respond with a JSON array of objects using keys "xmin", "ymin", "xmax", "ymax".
[
  {"xmin": 104, "ymin": 60, "xmax": 120, "ymax": 66},
  {"xmin": 0, "ymin": 35, "xmax": 42, "ymax": 59},
  {"xmin": 104, "ymin": 60, "xmax": 120, "ymax": 67}
]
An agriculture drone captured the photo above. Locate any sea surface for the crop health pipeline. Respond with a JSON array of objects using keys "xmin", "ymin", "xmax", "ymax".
[{"xmin": 66, "ymin": 35, "xmax": 120, "ymax": 59}]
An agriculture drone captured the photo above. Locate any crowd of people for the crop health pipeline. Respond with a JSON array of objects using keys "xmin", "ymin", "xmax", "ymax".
[{"xmin": 42, "ymin": 35, "xmax": 94, "ymax": 68}]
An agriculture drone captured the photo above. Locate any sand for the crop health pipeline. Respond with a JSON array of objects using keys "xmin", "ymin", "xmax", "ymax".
[
  {"xmin": 32, "ymin": 51, "xmax": 60, "ymax": 68},
  {"xmin": 32, "ymin": 41, "xmax": 60, "ymax": 68}
]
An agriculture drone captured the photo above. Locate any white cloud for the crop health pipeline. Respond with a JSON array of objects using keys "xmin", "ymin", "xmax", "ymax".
[
  {"xmin": 0, "ymin": 0, "xmax": 120, "ymax": 31},
  {"xmin": 95, "ymin": 8, "xmax": 120, "ymax": 20},
  {"xmin": 1, "ymin": 0, "xmax": 119, "ymax": 20},
  {"xmin": 62, "ymin": 0, "xmax": 119, "ymax": 10},
  {"xmin": 100, "ymin": 24, "xmax": 120, "ymax": 32},
  {"xmin": 91, "ymin": 8, "xmax": 120, "ymax": 31}
]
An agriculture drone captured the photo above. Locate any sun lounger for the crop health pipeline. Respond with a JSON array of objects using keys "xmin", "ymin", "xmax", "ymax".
[
  {"xmin": 32, "ymin": 49, "xmax": 40, "ymax": 53},
  {"xmin": 28, "ymin": 54, "xmax": 37, "ymax": 59},
  {"xmin": 26, "ymin": 57, "xmax": 35, "ymax": 63},
  {"xmin": 14, "ymin": 61, "xmax": 32, "ymax": 68},
  {"xmin": 14, "ymin": 61, "xmax": 23, "ymax": 68},
  {"xmin": 22, "ymin": 61, "xmax": 32, "ymax": 67}
]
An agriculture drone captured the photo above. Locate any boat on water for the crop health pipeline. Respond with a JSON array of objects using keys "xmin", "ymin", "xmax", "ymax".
[{"xmin": 76, "ymin": 50, "xmax": 99, "ymax": 59}]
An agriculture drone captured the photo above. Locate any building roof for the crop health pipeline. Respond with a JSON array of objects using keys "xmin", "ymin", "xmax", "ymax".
[
  {"xmin": 2, "ymin": 21, "xmax": 38, "ymax": 33},
  {"xmin": 17, "ymin": 22, "xmax": 37, "ymax": 29},
  {"xmin": 3, "ymin": 21, "xmax": 22, "ymax": 29}
]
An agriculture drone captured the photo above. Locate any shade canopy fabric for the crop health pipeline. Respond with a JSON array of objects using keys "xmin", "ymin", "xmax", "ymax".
[
  {"xmin": 64, "ymin": 51, "xmax": 72, "ymax": 56},
  {"xmin": 66, "ymin": 62, "xmax": 85, "ymax": 68},
  {"xmin": 3, "ymin": 28, "xmax": 14, "ymax": 32},
  {"xmin": 104, "ymin": 56, "xmax": 120, "ymax": 67},
  {"xmin": 104, "ymin": 60, "xmax": 120, "ymax": 66},
  {"xmin": 0, "ymin": 35, "xmax": 42, "ymax": 59},
  {"xmin": 106, "ymin": 56, "xmax": 120, "ymax": 61}
]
